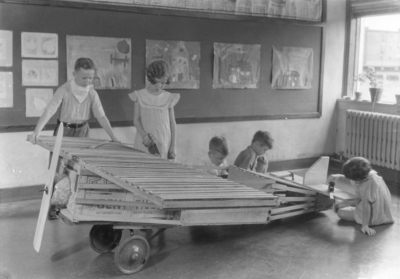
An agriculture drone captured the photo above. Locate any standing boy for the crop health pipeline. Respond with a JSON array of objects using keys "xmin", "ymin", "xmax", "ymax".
[
  {"xmin": 29, "ymin": 57, "xmax": 119, "ymax": 144},
  {"xmin": 29, "ymin": 57, "xmax": 119, "ymax": 219}
]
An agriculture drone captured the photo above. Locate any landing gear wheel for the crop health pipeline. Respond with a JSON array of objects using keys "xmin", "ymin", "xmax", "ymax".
[
  {"xmin": 89, "ymin": 225, "xmax": 122, "ymax": 253},
  {"xmin": 114, "ymin": 235, "xmax": 150, "ymax": 274}
]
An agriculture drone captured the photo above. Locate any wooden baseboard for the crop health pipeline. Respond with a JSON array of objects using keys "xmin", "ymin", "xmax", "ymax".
[{"xmin": 0, "ymin": 185, "xmax": 43, "ymax": 203}]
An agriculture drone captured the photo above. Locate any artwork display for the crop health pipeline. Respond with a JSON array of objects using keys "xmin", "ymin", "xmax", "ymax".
[
  {"xmin": 25, "ymin": 88, "xmax": 53, "ymax": 117},
  {"xmin": 271, "ymin": 46, "xmax": 313, "ymax": 89},
  {"xmin": 213, "ymin": 43, "xmax": 260, "ymax": 89},
  {"xmin": 146, "ymin": 40, "xmax": 200, "ymax": 89},
  {"xmin": 0, "ymin": 30, "xmax": 12, "ymax": 67},
  {"xmin": 22, "ymin": 60, "xmax": 58, "ymax": 86},
  {"xmin": 0, "ymin": 72, "xmax": 13, "ymax": 108},
  {"xmin": 88, "ymin": 0, "xmax": 323, "ymax": 21},
  {"xmin": 67, "ymin": 36, "xmax": 132, "ymax": 90},
  {"xmin": 21, "ymin": 32, "xmax": 58, "ymax": 58}
]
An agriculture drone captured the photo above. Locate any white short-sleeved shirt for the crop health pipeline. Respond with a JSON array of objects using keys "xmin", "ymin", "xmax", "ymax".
[{"xmin": 45, "ymin": 80, "xmax": 105, "ymax": 123}]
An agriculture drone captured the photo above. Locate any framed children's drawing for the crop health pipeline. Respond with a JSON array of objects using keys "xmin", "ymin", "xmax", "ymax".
[
  {"xmin": 66, "ymin": 35, "xmax": 132, "ymax": 90},
  {"xmin": 272, "ymin": 46, "xmax": 314, "ymax": 90},
  {"xmin": 0, "ymin": 72, "xmax": 13, "ymax": 108},
  {"xmin": 21, "ymin": 32, "xmax": 58, "ymax": 58},
  {"xmin": 0, "ymin": 30, "xmax": 12, "ymax": 67},
  {"xmin": 25, "ymin": 88, "xmax": 53, "ymax": 117},
  {"xmin": 146, "ymin": 39, "xmax": 201, "ymax": 89},
  {"xmin": 22, "ymin": 60, "xmax": 58, "ymax": 86},
  {"xmin": 213, "ymin": 43, "xmax": 261, "ymax": 89}
]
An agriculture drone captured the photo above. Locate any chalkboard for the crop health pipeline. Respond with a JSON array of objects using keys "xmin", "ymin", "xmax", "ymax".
[{"xmin": 0, "ymin": 2, "xmax": 324, "ymax": 132}]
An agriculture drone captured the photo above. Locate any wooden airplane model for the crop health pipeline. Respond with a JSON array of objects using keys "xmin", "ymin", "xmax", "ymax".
[{"xmin": 28, "ymin": 135, "xmax": 334, "ymax": 274}]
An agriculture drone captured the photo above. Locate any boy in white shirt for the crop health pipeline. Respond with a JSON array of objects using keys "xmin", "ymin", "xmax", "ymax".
[{"xmin": 29, "ymin": 58, "xmax": 119, "ymax": 219}]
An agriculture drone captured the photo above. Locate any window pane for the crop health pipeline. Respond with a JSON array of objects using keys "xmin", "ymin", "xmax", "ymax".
[{"xmin": 357, "ymin": 14, "xmax": 400, "ymax": 103}]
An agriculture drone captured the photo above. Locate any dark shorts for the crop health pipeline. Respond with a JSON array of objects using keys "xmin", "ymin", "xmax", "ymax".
[{"xmin": 54, "ymin": 121, "xmax": 90, "ymax": 137}]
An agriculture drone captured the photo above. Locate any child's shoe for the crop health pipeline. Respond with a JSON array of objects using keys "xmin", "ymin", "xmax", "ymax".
[{"xmin": 48, "ymin": 205, "xmax": 59, "ymax": 220}]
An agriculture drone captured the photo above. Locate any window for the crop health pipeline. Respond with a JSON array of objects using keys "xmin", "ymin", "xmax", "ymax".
[
  {"xmin": 387, "ymin": 75, "xmax": 399, "ymax": 81},
  {"xmin": 351, "ymin": 14, "xmax": 400, "ymax": 103}
]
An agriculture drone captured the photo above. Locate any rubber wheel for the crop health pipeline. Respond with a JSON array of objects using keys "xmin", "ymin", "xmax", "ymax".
[
  {"xmin": 114, "ymin": 235, "xmax": 150, "ymax": 274},
  {"xmin": 89, "ymin": 225, "xmax": 122, "ymax": 253}
]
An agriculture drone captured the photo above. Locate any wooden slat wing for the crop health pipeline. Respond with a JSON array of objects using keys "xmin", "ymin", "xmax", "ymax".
[{"xmin": 33, "ymin": 136, "xmax": 279, "ymax": 210}]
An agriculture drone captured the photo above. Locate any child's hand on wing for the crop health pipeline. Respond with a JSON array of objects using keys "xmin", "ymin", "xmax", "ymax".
[
  {"xmin": 168, "ymin": 147, "xmax": 176, "ymax": 160},
  {"xmin": 327, "ymin": 174, "xmax": 343, "ymax": 184},
  {"xmin": 361, "ymin": 226, "xmax": 376, "ymax": 236},
  {"xmin": 142, "ymin": 134, "xmax": 153, "ymax": 147},
  {"xmin": 29, "ymin": 132, "xmax": 40, "ymax": 145}
]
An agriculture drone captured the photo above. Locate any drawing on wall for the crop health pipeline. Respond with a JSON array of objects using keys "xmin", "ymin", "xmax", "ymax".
[
  {"xmin": 271, "ymin": 46, "xmax": 313, "ymax": 89},
  {"xmin": 0, "ymin": 30, "xmax": 12, "ymax": 67},
  {"xmin": 122, "ymin": 0, "xmax": 322, "ymax": 21},
  {"xmin": 25, "ymin": 88, "xmax": 53, "ymax": 117},
  {"xmin": 67, "ymin": 36, "xmax": 131, "ymax": 90},
  {"xmin": 21, "ymin": 32, "xmax": 58, "ymax": 58},
  {"xmin": 22, "ymin": 60, "xmax": 58, "ymax": 86},
  {"xmin": 146, "ymin": 40, "xmax": 200, "ymax": 89},
  {"xmin": 213, "ymin": 43, "xmax": 260, "ymax": 89},
  {"xmin": 0, "ymin": 72, "xmax": 13, "ymax": 108}
]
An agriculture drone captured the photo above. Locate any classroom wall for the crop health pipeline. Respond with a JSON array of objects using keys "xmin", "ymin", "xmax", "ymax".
[{"xmin": 0, "ymin": 0, "xmax": 347, "ymax": 189}]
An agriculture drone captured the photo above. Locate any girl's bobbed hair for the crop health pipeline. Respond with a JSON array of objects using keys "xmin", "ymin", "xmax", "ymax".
[
  {"xmin": 342, "ymin": 157, "xmax": 371, "ymax": 181},
  {"xmin": 146, "ymin": 60, "xmax": 171, "ymax": 85}
]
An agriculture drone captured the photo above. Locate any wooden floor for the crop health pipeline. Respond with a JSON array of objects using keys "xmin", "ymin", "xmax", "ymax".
[{"xmin": 0, "ymin": 170, "xmax": 399, "ymax": 279}]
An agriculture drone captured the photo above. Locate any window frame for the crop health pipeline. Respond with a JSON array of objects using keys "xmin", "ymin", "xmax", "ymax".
[{"xmin": 344, "ymin": 3, "xmax": 400, "ymax": 103}]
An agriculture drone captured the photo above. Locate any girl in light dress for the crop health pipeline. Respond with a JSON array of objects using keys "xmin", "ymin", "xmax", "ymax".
[
  {"xmin": 329, "ymin": 157, "xmax": 394, "ymax": 236},
  {"xmin": 129, "ymin": 61, "xmax": 180, "ymax": 159}
]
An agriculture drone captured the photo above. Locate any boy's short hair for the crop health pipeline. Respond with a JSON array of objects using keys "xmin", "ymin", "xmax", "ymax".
[
  {"xmin": 74, "ymin": 58, "xmax": 95, "ymax": 71},
  {"xmin": 146, "ymin": 60, "xmax": 171, "ymax": 85},
  {"xmin": 209, "ymin": 136, "xmax": 230, "ymax": 157},
  {"xmin": 251, "ymin": 130, "xmax": 274, "ymax": 149},
  {"xmin": 342, "ymin": 157, "xmax": 371, "ymax": 181}
]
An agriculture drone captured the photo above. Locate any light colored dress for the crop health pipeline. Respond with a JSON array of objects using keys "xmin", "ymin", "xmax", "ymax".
[
  {"xmin": 129, "ymin": 89, "xmax": 180, "ymax": 159},
  {"xmin": 354, "ymin": 173, "xmax": 394, "ymax": 226}
]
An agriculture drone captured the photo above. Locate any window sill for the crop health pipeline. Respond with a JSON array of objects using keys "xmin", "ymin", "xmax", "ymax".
[{"xmin": 337, "ymin": 98, "xmax": 400, "ymax": 115}]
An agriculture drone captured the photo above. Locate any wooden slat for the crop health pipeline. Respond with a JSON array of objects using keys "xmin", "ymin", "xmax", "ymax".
[
  {"xmin": 271, "ymin": 184, "xmax": 316, "ymax": 195},
  {"xmin": 162, "ymin": 198, "xmax": 280, "ymax": 209},
  {"xmin": 74, "ymin": 214, "xmax": 181, "ymax": 225},
  {"xmin": 78, "ymin": 183, "xmax": 123, "ymax": 190},
  {"xmin": 279, "ymin": 197, "xmax": 316, "ymax": 202},
  {"xmin": 75, "ymin": 198, "xmax": 159, "ymax": 209},
  {"xmin": 270, "ymin": 202, "xmax": 315, "ymax": 214},
  {"xmin": 269, "ymin": 208, "xmax": 315, "ymax": 220},
  {"xmin": 180, "ymin": 207, "xmax": 272, "ymax": 226}
]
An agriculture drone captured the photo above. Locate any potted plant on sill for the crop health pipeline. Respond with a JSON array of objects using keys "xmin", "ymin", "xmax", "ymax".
[{"xmin": 354, "ymin": 67, "xmax": 384, "ymax": 103}]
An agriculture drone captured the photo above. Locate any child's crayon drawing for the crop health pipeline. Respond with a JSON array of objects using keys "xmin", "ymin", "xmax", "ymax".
[
  {"xmin": 146, "ymin": 40, "xmax": 200, "ymax": 89},
  {"xmin": 272, "ymin": 46, "xmax": 313, "ymax": 89},
  {"xmin": 67, "ymin": 36, "xmax": 132, "ymax": 90},
  {"xmin": 213, "ymin": 43, "xmax": 260, "ymax": 89}
]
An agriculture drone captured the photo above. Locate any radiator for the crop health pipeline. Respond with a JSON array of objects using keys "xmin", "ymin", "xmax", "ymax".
[{"xmin": 345, "ymin": 110, "xmax": 400, "ymax": 171}]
